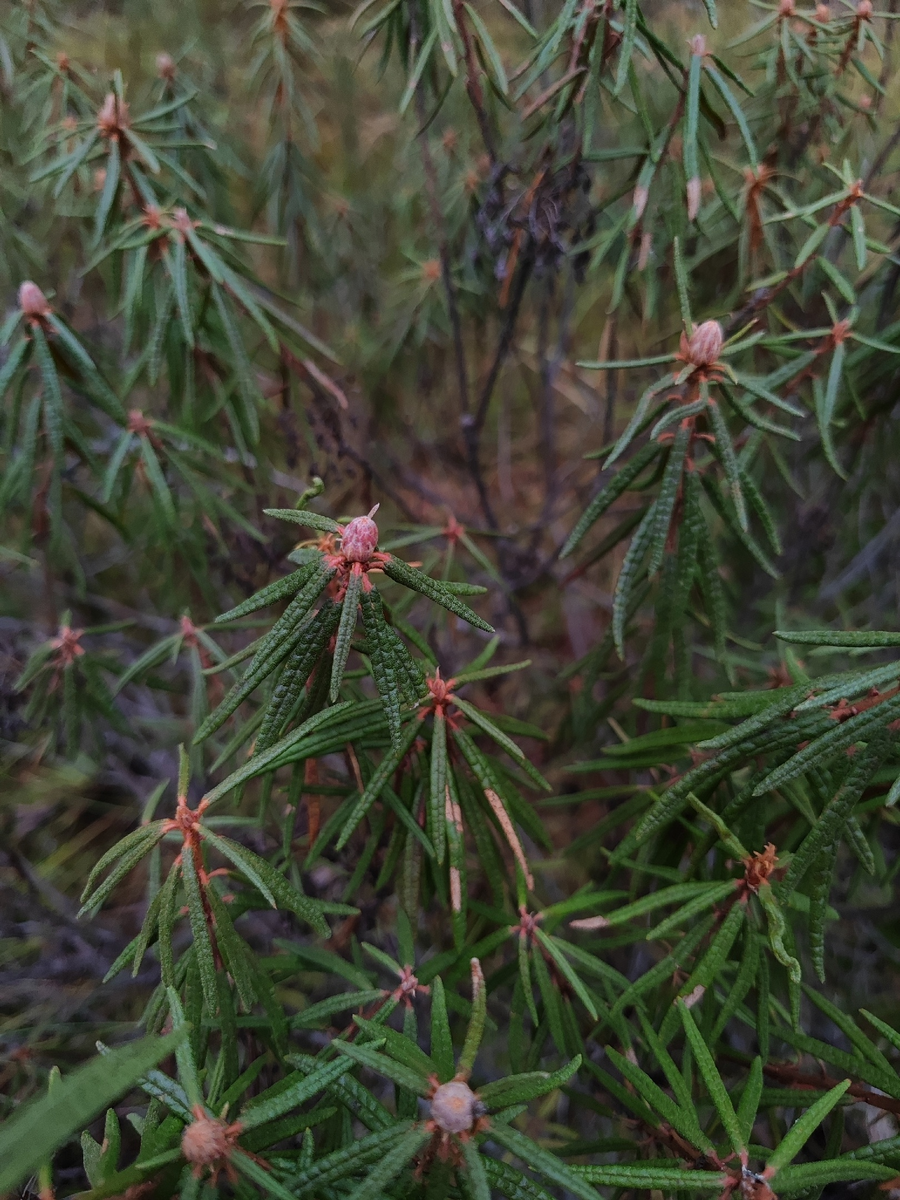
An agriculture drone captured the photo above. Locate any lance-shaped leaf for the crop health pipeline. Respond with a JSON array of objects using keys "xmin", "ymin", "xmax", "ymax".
[
  {"xmin": 429, "ymin": 710, "xmax": 449, "ymax": 864},
  {"xmin": 353, "ymin": 1017, "xmax": 437, "ymax": 1079},
  {"xmin": 263, "ymin": 507, "xmax": 343, "ymax": 533},
  {"xmin": 180, "ymin": 844, "xmax": 218, "ymax": 1011},
  {"xmin": 239, "ymin": 1057, "xmax": 349, "ymax": 1130},
  {"xmin": 647, "ymin": 423, "xmax": 691, "ymax": 575},
  {"xmin": 756, "ymin": 882, "xmax": 800, "ymax": 983},
  {"xmin": 381, "ymin": 555, "xmax": 493, "ymax": 632},
  {"xmin": 605, "ymin": 1044, "xmax": 713, "ymax": 1152},
  {"xmin": 452, "ymin": 696, "xmax": 550, "ymax": 792},
  {"xmin": 331, "ymin": 1039, "xmax": 431, "ymax": 1095},
  {"xmin": 359, "ymin": 586, "xmax": 406, "ymax": 748},
  {"xmin": 458, "ymin": 958, "xmax": 487, "ymax": 1078},
  {"xmin": 430, "ymin": 976, "xmax": 455, "ymax": 1082},
  {"xmin": 290, "ymin": 1123, "xmax": 415, "ymax": 1196},
  {"xmin": 562, "ymin": 440, "xmax": 661, "ymax": 557},
  {"xmin": 79, "ymin": 821, "xmax": 167, "ymax": 911},
  {"xmin": 613, "ymin": 502, "xmax": 657, "ymax": 656},
  {"xmin": 577, "ymin": 1164, "xmax": 728, "ymax": 1190},
  {"xmin": 336, "ymin": 718, "xmax": 421, "ymax": 851},
  {"xmin": 480, "ymin": 1056, "xmax": 581, "ymax": 1108},
  {"xmin": 195, "ymin": 566, "xmax": 336, "ymax": 743},
  {"xmin": 343, "ymin": 1125, "xmax": 430, "ymax": 1200},
  {"xmin": 215, "ymin": 561, "xmax": 320, "ymax": 623},
  {"xmin": 488, "ymin": 1121, "xmax": 603, "ymax": 1200},
  {"xmin": 203, "ymin": 701, "xmax": 356, "ymax": 805},
  {"xmin": 330, "ymin": 565, "xmax": 363, "ymax": 701},
  {"xmin": 679, "ymin": 1001, "xmax": 745, "ymax": 1157},
  {"xmin": 766, "ymin": 1079, "xmax": 851, "ymax": 1176}
]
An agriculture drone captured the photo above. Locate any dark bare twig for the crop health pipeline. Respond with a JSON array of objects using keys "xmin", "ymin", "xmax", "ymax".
[{"xmin": 451, "ymin": 0, "xmax": 498, "ymax": 166}]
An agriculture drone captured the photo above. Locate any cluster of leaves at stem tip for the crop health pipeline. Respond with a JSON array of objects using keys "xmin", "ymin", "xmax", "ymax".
[{"xmin": 7, "ymin": 0, "xmax": 900, "ymax": 1198}]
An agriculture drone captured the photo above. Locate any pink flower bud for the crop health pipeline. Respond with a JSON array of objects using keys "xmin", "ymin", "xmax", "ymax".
[
  {"xmin": 686, "ymin": 320, "xmax": 724, "ymax": 367},
  {"xmin": 688, "ymin": 34, "xmax": 706, "ymax": 56},
  {"xmin": 18, "ymin": 281, "xmax": 51, "ymax": 319},
  {"xmin": 815, "ymin": 3, "xmax": 830, "ymax": 20},
  {"xmin": 857, "ymin": 0, "xmax": 873, "ymax": 15},
  {"xmin": 340, "ymin": 505, "xmax": 380, "ymax": 563},
  {"xmin": 156, "ymin": 52, "xmax": 176, "ymax": 79},
  {"xmin": 97, "ymin": 92, "xmax": 130, "ymax": 137},
  {"xmin": 429, "ymin": 1081, "xmax": 482, "ymax": 1133}
]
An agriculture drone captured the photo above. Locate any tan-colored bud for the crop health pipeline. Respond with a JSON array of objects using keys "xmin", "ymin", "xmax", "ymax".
[
  {"xmin": 686, "ymin": 176, "xmax": 702, "ymax": 222},
  {"xmin": 638, "ymin": 231, "xmax": 652, "ymax": 272},
  {"xmin": 156, "ymin": 52, "xmax": 176, "ymax": 79},
  {"xmin": 430, "ymin": 1081, "xmax": 482, "ymax": 1133},
  {"xmin": 18, "ymin": 281, "xmax": 51, "ymax": 319},
  {"xmin": 686, "ymin": 320, "xmax": 724, "ymax": 367},
  {"xmin": 632, "ymin": 184, "xmax": 649, "ymax": 220},
  {"xmin": 340, "ymin": 505, "xmax": 380, "ymax": 563},
  {"xmin": 688, "ymin": 34, "xmax": 706, "ymax": 56},
  {"xmin": 181, "ymin": 1115, "xmax": 232, "ymax": 1167}
]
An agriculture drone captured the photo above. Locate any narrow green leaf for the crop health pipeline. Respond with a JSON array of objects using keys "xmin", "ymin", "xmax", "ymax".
[
  {"xmin": 534, "ymin": 930, "xmax": 598, "ymax": 1019},
  {"xmin": 480, "ymin": 1056, "xmax": 581, "ymax": 1108},
  {"xmin": 562, "ymin": 440, "xmax": 660, "ymax": 557},
  {"xmin": 332, "ymin": 1040, "xmax": 431, "ymax": 1096},
  {"xmin": 615, "ymin": 0, "xmax": 639, "ymax": 95},
  {"xmin": 575, "ymin": 1165, "xmax": 727, "ymax": 1190},
  {"xmin": 291, "ymin": 1123, "xmax": 413, "ymax": 1195},
  {"xmin": 757, "ymin": 882, "xmax": 801, "ymax": 983},
  {"xmin": 850, "ymin": 204, "xmax": 867, "ymax": 271},
  {"xmin": 647, "ymin": 423, "xmax": 690, "ymax": 575},
  {"xmin": 430, "ymin": 710, "xmax": 448, "ymax": 864},
  {"xmin": 458, "ymin": 958, "xmax": 486, "ymax": 1077},
  {"xmin": 359, "ymin": 586, "xmax": 404, "ymax": 747},
  {"xmin": 679, "ymin": 1001, "xmax": 745, "ymax": 1157},
  {"xmin": 673, "ymin": 237, "xmax": 693, "ymax": 333},
  {"xmin": 240, "ymin": 1058, "xmax": 348, "ymax": 1130},
  {"xmin": 613, "ymin": 502, "xmax": 657, "ymax": 657},
  {"xmin": 489, "ymin": 1121, "xmax": 604, "ymax": 1200},
  {"xmin": 180, "ymin": 847, "xmax": 218, "ymax": 1012},
  {"xmin": 336, "ymin": 718, "xmax": 420, "ymax": 850},
  {"xmin": 330, "ymin": 566, "xmax": 362, "ymax": 701},
  {"xmin": 344, "ymin": 1125, "xmax": 428, "ymax": 1200},
  {"xmin": 381, "ymin": 555, "xmax": 494, "ymax": 632},
  {"xmin": 767, "ymin": 1080, "xmax": 851, "ymax": 1175},
  {"xmin": 430, "ymin": 976, "xmax": 455, "ymax": 1082}
]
